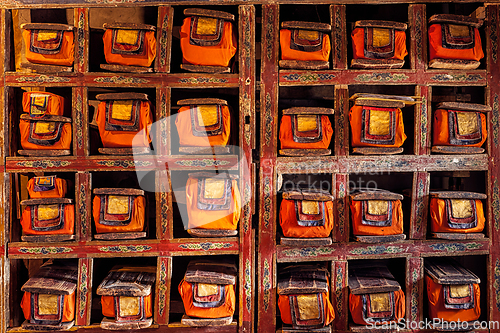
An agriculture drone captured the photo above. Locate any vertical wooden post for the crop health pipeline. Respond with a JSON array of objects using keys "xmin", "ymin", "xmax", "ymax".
[
  {"xmin": 156, "ymin": 6, "xmax": 173, "ymax": 73},
  {"xmin": 330, "ymin": 5, "xmax": 347, "ymax": 70},
  {"xmin": 74, "ymin": 8, "xmax": 88, "ymax": 74},
  {"xmin": 406, "ymin": 257, "xmax": 423, "ymax": 327},
  {"xmin": 156, "ymin": 256, "xmax": 171, "ymax": 325},
  {"xmin": 76, "ymin": 258, "xmax": 93, "ymax": 326},
  {"xmin": 334, "ymin": 173, "xmax": 349, "ymax": 243},
  {"xmin": 332, "ymin": 260, "xmax": 348, "ymax": 331},
  {"xmin": 414, "ymin": 85, "xmax": 431, "ymax": 155},
  {"xmin": 156, "ymin": 169, "xmax": 172, "ymax": 240},
  {"xmin": 334, "ymin": 85, "xmax": 349, "ymax": 157},
  {"xmin": 156, "ymin": 87, "xmax": 170, "ymax": 157},
  {"xmin": 408, "ymin": 4, "xmax": 427, "ymax": 70},
  {"xmin": 73, "ymin": 87, "xmax": 88, "ymax": 157},
  {"xmin": 75, "ymin": 172, "xmax": 91, "ymax": 242},
  {"xmin": 410, "ymin": 171, "xmax": 429, "ymax": 240}
]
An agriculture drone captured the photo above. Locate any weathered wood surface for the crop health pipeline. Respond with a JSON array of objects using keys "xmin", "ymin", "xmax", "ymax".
[
  {"xmin": 350, "ymin": 190, "xmax": 403, "ymax": 201},
  {"xmin": 429, "ymin": 191, "xmax": 487, "ymax": 199},
  {"xmin": 282, "ymin": 189, "xmax": 334, "ymax": 201},
  {"xmin": 428, "ymin": 14, "xmax": 482, "ymax": 28},
  {"xmin": 281, "ymin": 21, "xmax": 331, "ymax": 32},
  {"xmin": 18, "ymin": 149, "xmax": 71, "ymax": 156},
  {"xmin": 350, "ymin": 59, "xmax": 405, "ymax": 69},
  {"xmin": 431, "ymin": 232, "xmax": 485, "ymax": 240},
  {"xmin": 100, "ymin": 64, "xmax": 154, "ymax": 73},
  {"xmin": 20, "ymin": 62, "xmax": 73, "ymax": 73},
  {"xmin": 348, "ymin": 264, "xmax": 400, "ymax": 294},
  {"xmin": 94, "ymin": 188, "xmax": 144, "ymax": 195},
  {"xmin": 184, "ymin": 260, "xmax": 237, "ymax": 285},
  {"xmin": 93, "ymin": 231, "xmax": 147, "ymax": 240},
  {"xmin": 354, "ymin": 20, "xmax": 407, "ymax": 30},
  {"xmin": 353, "ymin": 99, "xmax": 405, "ymax": 108},
  {"xmin": 22, "ymin": 234, "xmax": 75, "ymax": 242},
  {"xmin": 188, "ymin": 171, "xmax": 238, "ymax": 179},
  {"xmin": 97, "ymin": 267, "xmax": 155, "ymax": 296},
  {"xmin": 425, "ymin": 258, "xmax": 480, "ymax": 284},
  {"xmin": 178, "ymin": 98, "xmax": 228, "ymax": 106},
  {"xmin": 181, "ymin": 315, "xmax": 233, "ymax": 327},
  {"xmin": 279, "ymin": 148, "xmax": 332, "ymax": 156},
  {"xmin": 21, "ymin": 198, "xmax": 73, "ymax": 205},
  {"xmin": 101, "ymin": 317, "xmax": 153, "ymax": 330},
  {"xmin": 98, "ymin": 148, "xmax": 151, "ymax": 155},
  {"xmin": 103, "ymin": 22, "xmax": 156, "ymax": 30},
  {"xmin": 20, "ymin": 114, "xmax": 71, "ymax": 122},
  {"xmin": 21, "ymin": 261, "xmax": 78, "ymax": 294},
  {"xmin": 281, "ymin": 325, "xmax": 331, "ymax": 333},
  {"xmin": 179, "ymin": 146, "xmax": 232, "ymax": 155},
  {"xmin": 181, "ymin": 64, "xmax": 231, "ymax": 74},
  {"xmin": 436, "ymin": 102, "xmax": 492, "ymax": 112},
  {"xmin": 352, "ymin": 147, "xmax": 404, "ymax": 155},
  {"xmin": 184, "ymin": 8, "xmax": 235, "ymax": 21},
  {"xmin": 282, "ymin": 107, "xmax": 334, "ymax": 115},
  {"xmin": 280, "ymin": 237, "xmax": 332, "ymax": 246},
  {"xmin": 279, "ymin": 60, "xmax": 329, "ymax": 70},
  {"xmin": 21, "ymin": 23, "xmax": 74, "ymax": 30},
  {"xmin": 429, "ymin": 59, "xmax": 481, "ymax": 70},
  {"xmin": 22, "ymin": 320, "xmax": 74, "ymax": 331},
  {"xmin": 431, "ymin": 146, "xmax": 485, "ymax": 154},
  {"xmin": 187, "ymin": 229, "xmax": 238, "ymax": 237},
  {"xmin": 96, "ymin": 93, "xmax": 149, "ymax": 100},
  {"xmin": 278, "ymin": 265, "xmax": 329, "ymax": 295},
  {"xmin": 353, "ymin": 234, "xmax": 406, "ymax": 243}
]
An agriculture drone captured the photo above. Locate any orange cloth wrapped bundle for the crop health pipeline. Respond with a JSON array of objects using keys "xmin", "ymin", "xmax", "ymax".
[
  {"xmin": 22, "ymin": 24, "xmax": 74, "ymax": 67},
  {"xmin": 278, "ymin": 265, "xmax": 334, "ymax": 329},
  {"xmin": 180, "ymin": 9, "xmax": 237, "ymax": 67},
  {"xmin": 92, "ymin": 189, "xmax": 146, "ymax": 234},
  {"xmin": 279, "ymin": 21, "xmax": 331, "ymax": 63},
  {"xmin": 27, "ymin": 176, "xmax": 67, "ymax": 199},
  {"xmin": 279, "ymin": 114, "xmax": 333, "ymax": 150},
  {"xmin": 429, "ymin": 192, "xmax": 485, "ymax": 234},
  {"xmin": 95, "ymin": 93, "xmax": 153, "ymax": 149},
  {"xmin": 21, "ymin": 292, "xmax": 75, "ymax": 324},
  {"xmin": 22, "ymin": 91, "xmax": 64, "ymax": 117},
  {"xmin": 19, "ymin": 115, "xmax": 72, "ymax": 151},
  {"xmin": 279, "ymin": 190, "xmax": 334, "ymax": 238},
  {"xmin": 185, "ymin": 172, "xmax": 240, "ymax": 231},
  {"xmin": 175, "ymin": 99, "xmax": 231, "ymax": 147},
  {"xmin": 102, "ymin": 23, "xmax": 156, "ymax": 68},
  {"xmin": 350, "ymin": 191, "xmax": 404, "ymax": 236},
  {"xmin": 351, "ymin": 21, "xmax": 407, "ymax": 61},
  {"xmin": 20, "ymin": 200, "xmax": 74, "ymax": 236}
]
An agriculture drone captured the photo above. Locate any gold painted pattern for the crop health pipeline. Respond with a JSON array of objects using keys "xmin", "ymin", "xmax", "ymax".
[
  {"xmin": 34, "ymin": 122, "xmax": 55, "ymax": 134},
  {"xmin": 369, "ymin": 292, "xmax": 390, "ymax": 313},
  {"xmin": 107, "ymin": 196, "xmax": 129, "ymax": 215},
  {"xmin": 372, "ymin": 28, "xmax": 391, "ymax": 48},
  {"xmin": 368, "ymin": 200, "xmax": 389, "ymax": 215},
  {"xmin": 197, "ymin": 105, "xmax": 219, "ymax": 127},
  {"xmin": 450, "ymin": 284, "xmax": 471, "ymax": 298},
  {"xmin": 451, "ymin": 199, "xmax": 473, "ymax": 219},
  {"xmin": 302, "ymin": 200, "xmax": 320, "ymax": 215},
  {"xmin": 456, "ymin": 112, "xmax": 479, "ymax": 135},
  {"xmin": 369, "ymin": 110, "xmax": 390, "ymax": 135},
  {"xmin": 115, "ymin": 29, "xmax": 139, "ymax": 44},
  {"xmin": 119, "ymin": 296, "xmax": 140, "ymax": 317},
  {"xmin": 297, "ymin": 115, "xmax": 318, "ymax": 132},
  {"xmin": 38, "ymin": 204, "xmax": 59, "ymax": 220},
  {"xmin": 297, "ymin": 30, "xmax": 319, "ymax": 41},
  {"xmin": 111, "ymin": 101, "xmax": 134, "ymax": 121},
  {"xmin": 204, "ymin": 179, "xmax": 226, "ymax": 199},
  {"xmin": 197, "ymin": 283, "xmax": 218, "ymax": 296},
  {"xmin": 38, "ymin": 294, "xmax": 58, "ymax": 315},
  {"xmin": 196, "ymin": 17, "xmax": 218, "ymax": 35},
  {"xmin": 449, "ymin": 25, "xmax": 470, "ymax": 38},
  {"xmin": 297, "ymin": 294, "xmax": 320, "ymax": 320},
  {"xmin": 37, "ymin": 30, "xmax": 58, "ymax": 41}
]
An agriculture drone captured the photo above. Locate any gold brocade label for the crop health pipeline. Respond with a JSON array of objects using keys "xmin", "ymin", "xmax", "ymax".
[
  {"xmin": 119, "ymin": 296, "xmax": 140, "ymax": 317},
  {"xmin": 37, "ymin": 30, "xmax": 58, "ymax": 41},
  {"xmin": 197, "ymin": 283, "xmax": 218, "ymax": 296},
  {"xmin": 107, "ymin": 196, "xmax": 129, "ymax": 215},
  {"xmin": 296, "ymin": 294, "xmax": 320, "ymax": 320},
  {"xmin": 196, "ymin": 17, "xmax": 218, "ymax": 35},
  {"xmin": 302, "ymin": 200, "xmax": 320, "ymax": 215},
  {"xmin": 197, "ymin": 105, "xmax": 219, "ymax": 127},
  {"xmin": 111, "ymin": 101, "xmax": 134, "ymax": 121},
  {"xmin": 456, "ymin": 112, "xmax": 479, "ymax": 136},
  {"xmin": 38, "ymin": 294, "xmax": 58, "ymax": 315},
  {"xmin": 297, "ymin": 30, "xmax": 320, "ymax": 41},
  {"xmin": 372, "ymin": 28, "xmax": 391, "ymax": 48},
  {"xmin": 450, "ymin": 284, "xmax": 471, "ymax": 298},
  {"xmin": 115, "ymin": 29, "xmax": 139, "ymax": 45},
  {"xmin": 296, "ymin": 115, "xmax": 318, "ymax": 132},
  {"xmin": 369, "ymin": 292, "xmax": 390, "ymax": 313},
  {"xmin": 448, "ymin": 24, "xmax": 470, "ymax": 38},
  {"xmin": 367, "ymin": 200, "xmax": 389, "ymax": 215},
  {"xmin": 34, "ymin": 122, "xmax": 55, "ymax": 134},
  {"xmin": 204, "ymin": 178, "xmax": 226, "ymax": 199},
  {"xmin": 38, "ymin": 204, "xmax": 59, "ymax": 220},
  {"xmin": 368, "ymin": 110, "xmax": 391, "ymax": 136},
  {"xmin": 450, "ymin": 199, "xmax": 473, "ymax": 219}
]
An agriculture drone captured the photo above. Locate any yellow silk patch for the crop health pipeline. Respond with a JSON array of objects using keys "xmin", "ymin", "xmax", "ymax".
[
  {"xmin": 367, "ymin": 200, "xmax": 389, "ymax": 215},
  {"xmin": 448, "ymin": 24, "xmax": 470, "ymax": 38},
  {"xmin": 450, "ymin": 285, "xmax": 471, "ymax": 298},
  {"xmin": 34, "ymin": 122, "xmax": 55, "ymax": 134},
  {"xmin": 107, "ymin": 195, "xmax": 129, "ymax": 215},
  {"xmin": 450, "ymin": 199, "xmax": 473, "ymax": 219},
  {"xmin": 196, "ymin": 17, "xmax": 218, "ymax": 35},
  {"xmin": 297, "ymin": 115, "xmax": 318, "ymax": 132},
  {"xmin": 119, "ymin": 296, "xmax": 140, "ymax": 317},
  {"xmin": 297, "ymin": 30, "xmax": 319, "ymax": 41},
  {"xmin": 38, "ymin": 204, "xmax": 59, "ymax": 220},
  {"xmin": 197, "ymin": 283, "xmax": 218, "ymax": 296},
  {"xmin": 204, "ymin": 178, "xmax": 225, "ymax": 199},
  {"xmin": 372, "ymin": 28, "xmax": 391, "ymax": 48},
  {"xmin": 115, "ymin": 29, "xmax": 139, "ymax": 45},
  {"xmin": 369, "ymin": 110, "xmax": 391, "ymax": 136},
  {"xmin": 38, "ymin": 294, "xmax": 59, "ymax": 315},
  {"xmin": 111, "ymin": 101, "xmax": 133, "ymax": 121},
  {"xmin": 369, "ymin": 293, "xmax": 390, "ymax": 313},
  {"xmin": 456, "ymin": 112, "xmax": 479, "ymax": 135},
  {"xmin": 36, "ymin": 30, "xmax": 58, "ymax": 41},
  {"xmin": 302, "ymin": 200, "xmax": 320, "ymax": 215},
  {"xmin": 197, "ymin": 105, "xmax": 219, "ymax": 127},
  {"xmin": 296, "ymin": 294, "xmax": 320, "ymax": 320}
]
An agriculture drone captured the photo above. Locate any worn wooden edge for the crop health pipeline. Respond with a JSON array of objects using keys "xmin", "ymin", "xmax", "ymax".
[
  {"xmin": 431, "ymin": 232, "xmax": 485, "ymax": 240},
  {"xmin": 21, "ymin": 23, "xmax": 74, "ymax": 31},
  {"xmin": 188, "ymin": 171, "xmax": 239, "ymax": 179},
  {"xmin": 436, "ymin": 102, "xmax": 492, "ymax": 112},
  {"xmin": 98, "ymin": 147, "xmax": 151, "ymax": 155},
  {"xmin": 351, "ymin": 191, "xmax": 404, "ymax": 201},
  {"xmin": 22, "ymin": 320, "xmax": 74, "ymax": 331},
  {"xmin": 184, "ymin": 275, "xmax": 236, "ymax": 285},
  {"xmin": 431, "ymin": 146, "xmax": 485, "ymax": 154},
  {"xmin": 280, "ymin": 237, "xmax": 332, "ymax": 246},
  {"xmin": 281, "ymin": 21, "xmax": 332, "ymax": 32},
  {"xmin": 425, "ymin": 260, "xmax": 480, "ymax": 284},
  {"xmin": 20, "ymin": 114, "xmax": 72, "ymax": 122},
  {"xmin": 352, "ymin": 147, "xmax": 404, "ymax": 155},
  {"xmin": 97, "ymin": 287, "xmax": 151, "ymax": 297},
  {"xmin": 93, "ymin": 188, "xmax": 144, "ymax": 195},
  {"xmin": 101, "ymin": 317, "xmax": 153, "ymax": 330},
  {"xmin": 428, "ymin": 14, "xmax": 482, "ymax": 28},
  {"xmin": 181, "ymin": 64, "xmax": 231, "ymax": 73},
  {"xmin": 183, "ymin": 8, "xmax": 235, "ymax": 21},
  {"xmin": 103, "ymin": 22, "xmax": 156, "ymax": 31},
  {"xmin": 348, "ymin": 283, "xmax": 401, "ymax": 295},
  {"xmin": 100, "ymin": 63, "xmax": 154, "ymax": 73},
  {"xmin": 96, "ymin": 93, "xmax": 149, "ymax": 101},
  {"xmin": 22, "ymin": 234, "xmax": 75, "ymax": 242},
  {"xmin": 282, "ymin": 107, "xmax": 334, "ymax": 115},
  {"xmin": 350, "ymin": 58, "xmax": 405, "ymax": 69},
  {"xmin": 181, "ymin": 315, "xmax": 233, "ymax": 327},
  {"xmin": 354, "ymin": 20, "xmax": 407, "ymax": 30},
  {"xmin": 187, "ymin": 229, "xmax": 238, "ymax": 237},
  {"xmin": 433, "ymin": 321, "xmax": 479, "ymax": 332},
  {"xmin": 279, "ymin": 60, "xmax": 329, "ymax": 70},
  {"xmin": 350, "ymin": 93, "xmax": 416, "ymax": 103},
  {"xmin": 177, "ymin": 98, "xmax": 228, "ymax": 106},
  {"xmin": 353, "ymin": 234, "xmax": 406, "ymax": 243},
  {"xmin": 278, "ymin": 285, "xmax": 329, "ymax": 295},
  {"xmin": 21, "ymin": 198, "xmax": 73, "ymax": 205},
  {"xmin": 18, "ymin": 149, "xmax": 71, "ymax": 156},
  {"xmin": 429, "ymin": 59, "xmax": 481, "ymax": 70},
  {"xmin": 429, "ymin": 191, "xmax": 487, "ymax": 199},
  {"xmin": 281, "ymin": 325, "xmax": 332, "ymax": 333},
  {"xmin": 94, "ymin": 232, "xmax": 147, "ymax": 240},
  {"xmin": 179, "ymin": 146, "xmax": 231, "ymax": 155},
  {"xmin": 353, "ymin": 98, "xmax": 406, "ymax": 108},
  {"xmin": 20, "ymin": 62, "xmax": 73, "ymax": 73},
  {"xmin": 279, "ymin": 149, "xmax": 332, "ymax": 157},
  {"xmin": 282, "ymin": 190, "xmax": 334, "ymax": 201}
]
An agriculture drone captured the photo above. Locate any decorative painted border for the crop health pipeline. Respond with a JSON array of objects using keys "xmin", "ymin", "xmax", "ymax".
[
  {"xmin": 414, "ymin": 177, "xmax": 425, "ymax": 234},
  {"xmin": 415, "ymin": 8, "xmax": 423, "ymax": 63},
  {"xmin": 279, "ymin": 160, "xmax": 337, "ymax": 173},
  {"xmin": 335, "ymin": 265, "xmax": 344, "ymax": 319},
  {"xmin": 15, "ymin": 160, "xmax": 71, "ymax": 168},
  {"xmin": 491, "ymin": 7, "xmax": 498, "ymax": 64},
  {"xmin": 178, "ymin": 77, "xmax": 229, "ymax": 84},
  {"xmin": 15, "ymin": 75, "xmax": 70, "ymax": 83},
  {"xmin": 178, "ymin": 242, "xmax": 232, "ymax": 250},
  {"xmin": 334, "ymin": 6, "xmax": 343, "ymax": 65},
  {"xmin": 495, "ymin": 259, "xmax": 500, "ymax": 311},
  {"xmin": 79, "ymin": 183, "xmax": 88, "ymax": 238},
  {"xmin": 349, "ymin": 245, "xmax": 403, "ymax": 255},
  {"xmin": 241, "ymin": 9, "xmax": 252, "ymax": 72},
  {"xmin": 281, "ymin": 73, "xmax": 336, "ymax": 83},
  {"xmin": 174, "ymin": 159, "xmax": 230, "ymax": 167},
  {"xmin": 428, "ymin": 243, "xmax": 481, "ymax": 252},
  {"xmin": 282, "ymin": 247, "xmax": 335, "ymax": 257},
  {"xmin": 75, "ymin": 93, "xmax": 84, "ymax": 150},
  {"xmin": 77, "ymin": 11, "xmax": 85, "ymax": 70},
  {"xmin": 160, "ymin": 190, "xmax": 168, "ymax": 236},
  {"xmin": 354, "ymin": 73, "xmax": 409, "ymax": 82},
  {"xmin": 18, "ymin": 247, "xmax": 72, "ymax": 254},
  {"xmin": 99, "ymin": 245, "xmax": 152, "ymax": 253},
  {"xmin": 493, "ymin": 94, "xmax": 499, "ymax": 149},
  {"xmin": 78, "ymin": 262, "xmax": 88, "ymax": 319},
  {"xmin": 243, "ymin": 183, "xmax": 251, "ymax": 233},
  {"xmin": 430, "ymin": 74, "xmax": 484, "ymax": 83},
  {"xmin": 159, "ymin": 13, "xmax": 168, "ymax": 67},
  {"xmin": 337, "ymin": 92, "xmax": 345, "ymax": 152},
  {"xmin": 93, "ymin": 76, "xmax": 149, "ymax": 84},
  {"xmin": 337, "ymin": 182, "xmax": 346, "ymax": 237},
  {"xmin": 264, "ymin": 93, "xmax": 273, "ymax": 146},
  {"xmin": 245, "ymin": 259, "xmax": 252, "ymax": 313},
  {"xmin": 263, "ymin": 176, "xmax": 271, "ymax": 228},
  {"xmin": 158, "ymin": 260, "xmax": 167, "ymax": 316},
  {"xmin": 96, "ymin": 160, "xmax": 153, "ymax": 168},
  {"xmin": 265, "ymin": 6, "xmax": 274, "ymax": 61},
  {"xmin": 420, "ymin": 95, "xmax": 428, "ymax": 150},
  {"xmin": 263, "ymin": 259, "xmax": 271, "ymax": 311},
  {"xmin": 493, "ymin": 179, "xmax": 500, "ymax": 232},
  {"xmin": 411, "ymin": 266, "xmax": 419, "ymax": 321},
  {"xmin": 160, "ymin": 91, "xmax": 167, "ymax": 149}
]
